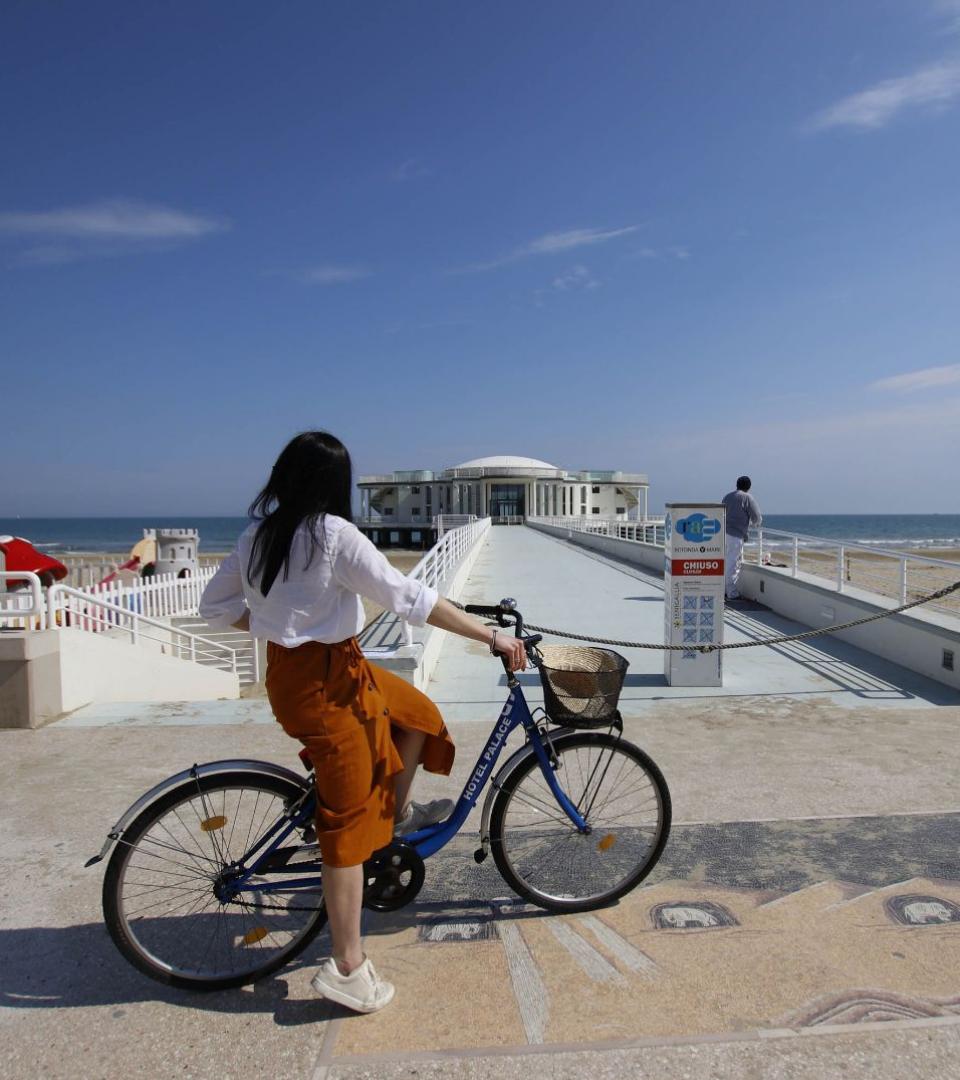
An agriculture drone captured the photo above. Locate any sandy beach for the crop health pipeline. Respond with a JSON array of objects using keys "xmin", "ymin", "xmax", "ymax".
[{"xmin": 748, "ymin": 546, "xmax": 960, "ymax": 616}]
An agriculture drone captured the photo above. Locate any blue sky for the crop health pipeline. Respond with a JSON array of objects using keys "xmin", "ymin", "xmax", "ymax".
[{"xmin": 2, "ymin": 0, "xmax": 960, "ymax": 515}]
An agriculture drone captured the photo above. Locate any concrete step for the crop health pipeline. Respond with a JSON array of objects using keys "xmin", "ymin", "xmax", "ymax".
[{"xmin": 170, "ymin": 616, "xmax": 261, "ymax": 686}]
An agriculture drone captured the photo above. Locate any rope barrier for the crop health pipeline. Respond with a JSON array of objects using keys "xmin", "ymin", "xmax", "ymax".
[{"xmin": 522, "ymin": 578, "xmax": 960, "ymax": 653}]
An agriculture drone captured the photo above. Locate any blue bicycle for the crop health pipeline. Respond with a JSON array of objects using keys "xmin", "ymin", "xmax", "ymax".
[{"xmin": 92, "ymin": 600, "xmax": 671, "ymax": 990}]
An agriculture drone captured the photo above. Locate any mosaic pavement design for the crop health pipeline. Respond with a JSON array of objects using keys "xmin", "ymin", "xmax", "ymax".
[{"xmin": 322, "ymin": 813, "xmax": 960, "ymax": 1059}]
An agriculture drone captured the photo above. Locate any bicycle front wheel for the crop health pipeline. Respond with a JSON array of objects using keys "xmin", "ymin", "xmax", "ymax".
[
  {"xmin": 103, "ymin": 770, "xmax": 327, "ymax": 991},
  {"xmin": 490, "ymin": 732, "xmax": 671, "ymax": 913}
]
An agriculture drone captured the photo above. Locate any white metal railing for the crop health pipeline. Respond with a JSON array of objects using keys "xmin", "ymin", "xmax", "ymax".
[
  {"xmin": 0, "ymin": 571, "xmax": 46, "ymax": 629},
  {"xmin": 46, "ymin": 584, "xmax": 240, "ymax": 674},
  {"xmin": 434, "ymin": 514, "xmax": 478, "ymax": 538},
  {"xmin": 173, "ymin": 620, "xmax": 260, "ymax": 685},
  {"xmin": 492, "ymin": 515, "xmax": 524, "ymax": 526},
  {"xmin": 355, "ymin": 517, "xmax": 434, "ymax": 528},
  {"xmin": 528, "ymin": 516, "xmax": 667, "ymax": 545},
  {"xmin": 749, "ymin": 528, "xmax": 960, "ymax": 617},
  {"xmin": 361, "ymin": 518, "xmax": 491, "ymax": 650}
]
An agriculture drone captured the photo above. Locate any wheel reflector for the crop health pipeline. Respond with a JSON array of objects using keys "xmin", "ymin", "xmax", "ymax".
[
  {"xmin": 242, "ymin": 927, "xmax": 268, "ymax": 945},
  {"xmin": 200, "ymin": 816, "xmax": 227, "ymax": 832},
  {"xmin": 598, "ymin": 833, "xmax": 616, "ymax": 851}
]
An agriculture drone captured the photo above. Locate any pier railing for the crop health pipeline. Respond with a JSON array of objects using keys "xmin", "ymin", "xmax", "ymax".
[
  {"xmin": 749, "ymin": 528, "xmax": 960, "ymax": 617},
  {"xmin": 401, "ymin": 517, "xmax": 491, "ymax": 644},
  {"xmin": 434, "ymin": 514, "xmax": 478, "ymax": 538},
  {"xmin": 527, "ymin": 516, "xmax": 667, "ymax": 545},
  {"xmin": 360, "ymin": 517, "xmax": 491, "ymax": 653}
]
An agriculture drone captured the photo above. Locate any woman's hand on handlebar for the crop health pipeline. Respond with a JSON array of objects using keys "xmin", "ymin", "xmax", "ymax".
[
  {"xmin": 493, "ymin": 633, "xmax": 527, "ymax": 672},
  {"xmin": 426, "ymin": 597, "xmax": 526, "ymax": 670}
]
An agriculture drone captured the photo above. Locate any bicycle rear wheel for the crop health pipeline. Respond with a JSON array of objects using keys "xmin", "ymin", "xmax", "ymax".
[
  {"xmin": 103, "ymin": 771, "xmax": 327, "ymax": 991},
  {"xmin": 490, "ymin": 732, "xmax": 670, "ymax": 913}
]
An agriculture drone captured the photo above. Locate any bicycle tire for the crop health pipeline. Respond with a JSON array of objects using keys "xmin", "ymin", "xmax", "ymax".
[
  {"xmin": 490, "ymin": 732, "xmax": 671, "ymax": 913},
  {"xmin": 103, "ymin": 770, "xmax": 327, "ymax": 991}
]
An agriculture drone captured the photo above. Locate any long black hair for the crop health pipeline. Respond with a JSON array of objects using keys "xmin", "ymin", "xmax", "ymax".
[{"xmin": 247, "ymin": 431, "xmax": 354, "ymax": 596}]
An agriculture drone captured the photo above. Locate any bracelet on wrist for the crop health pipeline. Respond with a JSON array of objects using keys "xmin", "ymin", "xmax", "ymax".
[{"xmin": 489, "ymin": 628, "xmax": 498, "ymax": 655}]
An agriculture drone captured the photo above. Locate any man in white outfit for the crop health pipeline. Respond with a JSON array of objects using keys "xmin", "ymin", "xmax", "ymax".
[{"xmin": 721, "ymin": 476, "xmax": 762, "ymax": 601}]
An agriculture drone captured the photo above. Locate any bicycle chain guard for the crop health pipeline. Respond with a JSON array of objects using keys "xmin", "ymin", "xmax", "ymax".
[{"xmin": 362, "ymin": 840, "xmax": 425, "ymax": 912}]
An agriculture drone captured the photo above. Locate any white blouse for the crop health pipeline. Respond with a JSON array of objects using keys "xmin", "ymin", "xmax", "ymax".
[{"xmin": 199, "ymin": 516, "xmax": 438, "ymax": 647}]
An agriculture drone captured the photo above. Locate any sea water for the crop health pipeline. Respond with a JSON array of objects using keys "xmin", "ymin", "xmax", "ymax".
[{"xmin": 2, "ymin": 514, "xmax": 959, "ymax": 555}]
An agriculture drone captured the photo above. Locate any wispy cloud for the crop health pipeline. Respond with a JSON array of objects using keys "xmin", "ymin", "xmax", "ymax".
[
  {"xmin": 870, "ymin": 363, "xmax": 960, "ymax": 392},
  {"xmin": 459, "ymin": 225, "xmax": 638, "ymax": 272},
  {"xmin": 662, "ymin": 396, "xmax": 960, "ymax": 457},
  {"xmin": 632, "ymin": 245, "xmax": 690, "ymax": 260},
  {"xmin": 0, "ymin": 198, "xmax": 226, "ymax": 239},
  {"xmin": 0, "ymin": 198, "xmax": 227, "ymax": 267},
  {"xmin": 293, "ymin": 265, "xmax": 371, "ymax": 285},
  {"xmin": 551, "ymin": 264, "xmax": 601, "ymax": 291},
  {"xmin": 392, "ymin": 157, "xmax": 431, "ymax": 182},
  {"xmin": 808, "ymin": 59, "xmax": 960, "ymax": 131},
  {"xmin": 933, "ymin": 0, "xmax": 960, "ymax": 33}
]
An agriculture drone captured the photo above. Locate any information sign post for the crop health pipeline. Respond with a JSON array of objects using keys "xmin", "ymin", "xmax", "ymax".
[{"xmin": 663, "ymin": 503, "xmax": 726, "ymax": 686}]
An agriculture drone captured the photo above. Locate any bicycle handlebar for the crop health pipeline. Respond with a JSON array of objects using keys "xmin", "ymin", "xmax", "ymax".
[
  {"xmin": 464, "ymin": 600, "xmax": 542, "ymax": 678},
  {"xmin": 464, "ymin": 602, "xmax": 513, "ymax": 620}
]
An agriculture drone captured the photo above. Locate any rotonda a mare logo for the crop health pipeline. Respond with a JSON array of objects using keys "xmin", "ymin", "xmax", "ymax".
[{"xmin": 675, "ymin": 513, "xmax": 721, "ymax": 542}]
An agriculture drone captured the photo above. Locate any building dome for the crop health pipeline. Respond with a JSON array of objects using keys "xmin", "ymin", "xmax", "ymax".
[{"xmin": 451, "ymin": 455, "xmax": 558, "ymax": 471}]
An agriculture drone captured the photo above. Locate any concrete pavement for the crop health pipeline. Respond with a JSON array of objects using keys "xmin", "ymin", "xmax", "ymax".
[{"xmin": 2, "ymin": 526, "xmax": 960, "ymax": 1077}]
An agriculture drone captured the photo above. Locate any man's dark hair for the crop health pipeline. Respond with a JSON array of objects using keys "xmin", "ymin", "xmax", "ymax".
[{"xmin": 736, "ymin": 475, "xmax": 752, "ymax": 492}]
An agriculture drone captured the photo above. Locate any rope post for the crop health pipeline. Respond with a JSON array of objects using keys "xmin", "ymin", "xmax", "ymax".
[
  {"xmin": 792, "ymin": 536, "xmax": 799, "ymax": 578},
  {"xmin": 900, "ymin": 559, "xmax": 908, "ymax": 605},
  {"xmin": 837, "ymin": 546, "xmax": 845, "ymax": 593}
]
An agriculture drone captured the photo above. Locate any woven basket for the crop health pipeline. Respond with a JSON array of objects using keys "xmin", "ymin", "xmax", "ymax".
[{"xmin": 536, "ymin": 644, "xmax": 628, "ymax": 728}]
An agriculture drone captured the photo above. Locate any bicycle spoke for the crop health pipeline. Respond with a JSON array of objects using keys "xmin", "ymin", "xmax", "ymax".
[
  {"xmin": 495, "ymin": 737, "xmax": 669, "ymax": 909},
  {"xmin": 109, "ymin": 777, "xmax": 325, "ymax": 987}
]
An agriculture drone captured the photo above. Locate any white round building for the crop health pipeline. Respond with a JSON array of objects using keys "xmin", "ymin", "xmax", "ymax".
[{"xmin": 357, "ymin": 455, "xmax": 649, "ymax": 546}]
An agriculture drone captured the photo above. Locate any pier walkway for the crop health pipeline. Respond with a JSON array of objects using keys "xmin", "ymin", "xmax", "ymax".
[
  {"xmin": 429, "ymin": 524, "xmax": 955, "ymax": 721},
  {"xmin": 3, "ymin": 527, "xmax": 960, "ymax": 1079}
]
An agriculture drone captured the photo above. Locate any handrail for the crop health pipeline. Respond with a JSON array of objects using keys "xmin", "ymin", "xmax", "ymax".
[
  {"xmin": 361, "ymin": 517, "xmax": 491, "ymax": 649},
  {"xmin": 753, "ymin": 526, "xmax": 960, "ymax": 611},
  {"xmin": 528, "ymin": 515, "xmax": 666, "ymax": 544},
  {"xmin": 0, "ymin": 571, "xmax": 46, "ymax": 629},
  {"xmin": 47, "ymin": 583, "xmax": 239, "ymax": 673},
  {"xmin": 755, "ymin": 527, "xmax": 960, "ymax": 570}
]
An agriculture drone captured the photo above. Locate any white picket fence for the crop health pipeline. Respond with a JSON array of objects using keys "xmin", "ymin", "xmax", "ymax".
[{"xmin": 1, "ymin": 566, "xmax": 218, "ymax": 628}]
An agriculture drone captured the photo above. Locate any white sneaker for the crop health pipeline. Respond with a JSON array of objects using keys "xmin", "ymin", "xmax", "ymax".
[
  {"xmin": 394, "ymin": 798, "xmax": 454, "ymax": 836},
  {"xmin": 311, "ymin": 957, "xmax": 395, "ymax": 1013}
]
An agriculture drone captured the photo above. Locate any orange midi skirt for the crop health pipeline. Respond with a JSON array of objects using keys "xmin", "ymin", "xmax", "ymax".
[{"xmin": 265, "ymin": 637, "xmax": 455, "ymax": 867}]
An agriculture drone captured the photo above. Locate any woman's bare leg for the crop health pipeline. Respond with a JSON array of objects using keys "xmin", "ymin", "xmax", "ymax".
[
  {"xmin": 391, "ymin": 726, "xmax": 427, "ymax": 817},
  {"xmin": 322, "ymin": 864, "xmax": 364, "ymax": 973}
]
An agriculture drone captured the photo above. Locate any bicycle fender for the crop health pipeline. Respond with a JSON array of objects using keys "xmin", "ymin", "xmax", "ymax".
[
  {"xmin": 84, "ymin": 758, "xmax": 309, "ymax": 867},
  {"xmin": 477, "ymin": 728, "xmax": 584, "ymax": 851}
]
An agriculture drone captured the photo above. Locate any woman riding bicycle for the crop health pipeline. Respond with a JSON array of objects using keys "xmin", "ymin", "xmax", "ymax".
[{"xmin": 199, "ymin": 431, "xmax": 526, "ymax": 1014}]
